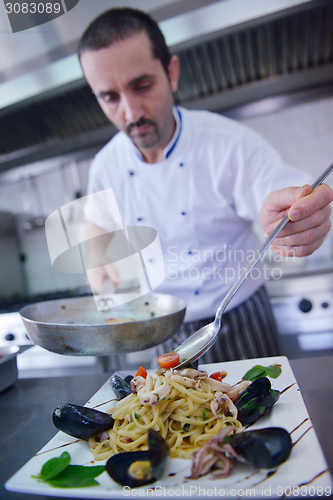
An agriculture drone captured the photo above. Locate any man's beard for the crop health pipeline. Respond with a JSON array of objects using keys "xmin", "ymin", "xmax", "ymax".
[{"xmin": 126, "ymin": 117, "xmax": 160, "ymax": 149}]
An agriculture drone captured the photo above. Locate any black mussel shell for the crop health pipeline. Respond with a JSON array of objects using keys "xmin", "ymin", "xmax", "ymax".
[
  {"xmin": 124, "ymin": 375, "xmax": 134, "ymax": 385},
  {"xmin": 225, "ymin": 427, "xmax": 292, "ymax": 469},
  {"xmin": 110, "ymin": 374, "xmax": 132, "ymax": 400},
  {"xmin": 53, "ymin": 403, "xmax": 114, "ymax": 440},
  {"xmin": 237, "ymin": 389, "xmax": 280, "ymax": 426},
  {"xmin": 235, "ymin": 377, "xmax": 280, "ymax": 426},
  {"xmin": 234, "ymin": 377, "xmax": 271, "ymax": 408},
  {"xmin": 106, "ymin": 429, "xmax": 170, "ymax": 487},
  {"xmin": 148, "ymin": 428, "xmax": 170, "ymax": 480}
]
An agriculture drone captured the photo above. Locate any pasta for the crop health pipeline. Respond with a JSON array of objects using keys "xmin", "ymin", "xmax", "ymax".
[{"xmin": 89, "ymin": 368, "xmax": 246, "ymax": 461}]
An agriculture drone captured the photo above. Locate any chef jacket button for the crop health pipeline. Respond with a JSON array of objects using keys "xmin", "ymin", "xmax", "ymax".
[
  {"xmin": 181, "ymin": 211, "xmax": 186, "ymax": 216},
  {"xmin": 149, "ymin": 259, "xmax": 153, "ymax": 263},
  {"xmin": 179, "ymin": 163, "xmax": 184, "ymax": 167},
  {"xmin": 188, "ymin": 250, "xmax": 192, "ymax": 255},
  {"xmin": 129, "ymin": 171, "xmax": 135, "ymax": 176},
  {"xmin": 137, "ymin": 217, "xmax": 142, "ymax": 221},
  {"xmin": 194, "ymin": 290, "xmax": 199, "ymax": 295}
]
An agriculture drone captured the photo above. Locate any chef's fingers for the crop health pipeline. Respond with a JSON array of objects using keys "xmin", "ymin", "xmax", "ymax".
[
  {"xmin": 287, "ymin": 184, "xmax": 333, "ymax": 222},
  {"xmin": 264, "ymin": 185, "xmax": 333, "ymax": 239},
  {"xmin": 263, "ymin": 184, "xmax": 312, "ymax": 220},
  {"xmin": 266, "ymin": 205, "xmax": 331, "ymax": 239},
  {"xmin": 270, "ymin": 217, "xmax": 331, "ymax": 255},
  {"xmin": 270, "ymin": 235, "xmax": 327, "ymax": 258},
  {"xmin": 260, "ymin": 185, "xmax": 312, "ymax": 237}
]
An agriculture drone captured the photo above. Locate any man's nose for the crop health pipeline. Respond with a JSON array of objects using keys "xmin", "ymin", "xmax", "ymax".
[{"xmin": 121, "ymin": 94, "xmax": 143, "ymax": 124}]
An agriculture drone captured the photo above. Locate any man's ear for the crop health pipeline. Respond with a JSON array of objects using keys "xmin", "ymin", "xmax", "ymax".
[{"xmin": 168, "ymin": 55, "xmax": 180, "ymax": 93}]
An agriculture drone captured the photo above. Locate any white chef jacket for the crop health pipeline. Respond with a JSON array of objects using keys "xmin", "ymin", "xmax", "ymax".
[{"xmin": 84, "ymin": 107, "xmax": 311, "ymax": 322}]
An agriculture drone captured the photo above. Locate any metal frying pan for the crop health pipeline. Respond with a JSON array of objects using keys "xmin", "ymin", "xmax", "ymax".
[{"xmin": 19, "ymin": 293, "xmax": 186, "ymax": 356}]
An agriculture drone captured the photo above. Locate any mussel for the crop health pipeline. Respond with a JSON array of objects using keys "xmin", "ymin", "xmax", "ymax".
[
  {"xmin": 234, "ymin": 377, "xmax": 280, "ymax": 426},
  {"xmin": 106, "ymin": 429, "xmax": 170, "ymax": 487},
  {"xmin": 110, "ymin": 374, "xmax": 132, "ymax": 400},
  {"xmin": 53, "ymin": 403, "xmax": 114, "ymax": 440},
  {"xmin": 225, "ymin": 427, "xmax": 292, "ymax": 469},
  {"xmin": 124, "ymin": 375, "xmax": 134, "ymax": 385}
]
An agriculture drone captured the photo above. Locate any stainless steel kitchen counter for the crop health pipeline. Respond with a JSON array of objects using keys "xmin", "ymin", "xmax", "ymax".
[{"xmin": 1, "ymin": 357, "xmax": 332, "ymax": 500}]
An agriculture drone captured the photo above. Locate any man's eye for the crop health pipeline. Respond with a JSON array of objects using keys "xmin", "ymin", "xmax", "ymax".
[
  {"xmin": 136, "ymin": 84, "xmax": 151, "ymax": 92},
  {"xmin": 102, "ymin": 95, "xmax": 118, "ymax": 103}
]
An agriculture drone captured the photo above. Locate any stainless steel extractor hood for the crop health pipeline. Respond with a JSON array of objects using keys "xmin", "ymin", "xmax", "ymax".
[{"xmin": 0, "ymin": 0, "xmax": 332, "ymax": 171}]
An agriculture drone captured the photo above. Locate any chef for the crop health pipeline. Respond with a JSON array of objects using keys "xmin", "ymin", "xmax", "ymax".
[{"xmin": 79, "ymin": 7, "xmax": 333, "ymax": 364}]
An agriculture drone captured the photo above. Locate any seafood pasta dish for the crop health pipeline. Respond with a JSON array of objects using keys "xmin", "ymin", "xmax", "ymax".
[
  {"xmin": 89, "ymin": 368, "xmax": 249, "ymax": 461},
  {"xmin": 52, "ymin": 362, "xmax": 289, "ymax": 484}
]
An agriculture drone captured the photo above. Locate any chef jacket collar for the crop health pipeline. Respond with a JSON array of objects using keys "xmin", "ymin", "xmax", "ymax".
[{"xmin": 131, "ymin": 106, "xmax": 182, "ymax": 162}]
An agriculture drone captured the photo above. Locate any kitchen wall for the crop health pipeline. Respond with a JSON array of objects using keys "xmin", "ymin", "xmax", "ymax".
[
  {"xmin": 239, "ymin": 93, "xmax": 333, "ymax": 265},
  {"xmin": 0, "ymin": 93, "xmax": 333, "ymax": 299},
  {"xmin": 0, "ymin": 156, "xmax": 93, "ymax": 298},
  {"xmin": 239, "ymin": 94, "xmax": 333, "ymax": 190}
]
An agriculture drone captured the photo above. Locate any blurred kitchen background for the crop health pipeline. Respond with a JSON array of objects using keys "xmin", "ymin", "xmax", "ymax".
[{"xmin": 0, "ymin": 0, "xmax": 333, "ymax": 377}]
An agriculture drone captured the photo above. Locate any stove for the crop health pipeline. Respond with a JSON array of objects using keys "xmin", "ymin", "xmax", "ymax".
[
  {"xmin": 0, "ymin": 311, "xmax": 31, "ymax": 346},
  {"xmin": 266, "ymin": 269, "xmax": 333, "ymax": 359},
  {"xmin": 0, "ymin": 286, "xmax": 94, "ymax": 346}
]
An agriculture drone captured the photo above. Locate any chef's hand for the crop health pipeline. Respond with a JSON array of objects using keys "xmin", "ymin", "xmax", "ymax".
[
  {"xmin": 86, "ymin": 261, "xmax": 121, "ymax": 294},
  {"xmin": 259, "ymin": 184, "xmax": 333, "ymax": 257}
]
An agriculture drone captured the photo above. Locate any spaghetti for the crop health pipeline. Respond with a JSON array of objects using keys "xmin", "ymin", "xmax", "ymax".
[{"xmin": 89, "ymin": 368, "xmax": 246, "ymax": 461}]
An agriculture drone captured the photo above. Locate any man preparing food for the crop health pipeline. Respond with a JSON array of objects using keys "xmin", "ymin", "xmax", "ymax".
[{"xmin": 80, "ymin": 8, "xmax": 333, "ymax": 364}]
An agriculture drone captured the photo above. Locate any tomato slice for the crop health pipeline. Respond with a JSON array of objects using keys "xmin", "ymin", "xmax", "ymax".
[
  {"xmin": 157, "ymin": 352, "xmax": 180, "ymax": 369},
  {"xmin": 209, "ymin": 371, "xmax": 222, "ymax": 382},
  {"xmin": 135, "ymin": 366, "xmax": 147, "ymax": 379}
]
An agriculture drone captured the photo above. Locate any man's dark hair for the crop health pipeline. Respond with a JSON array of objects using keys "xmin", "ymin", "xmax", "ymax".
[{"xmin": 78, "ymin": 7, "xmax": 171, "ymax": 74}]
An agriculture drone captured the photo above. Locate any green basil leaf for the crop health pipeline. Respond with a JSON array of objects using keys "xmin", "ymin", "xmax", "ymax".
[
  {"xmin": 43, "ymin": 465, "xmax": 105, "ymax": 488},
  {"xmin": 33, "ymin": 452, "xmax": 105, "ymax": 489},
  {"xmin": 242, "ymin": 365, "xmax": 266, "ymax": 381},
  {"xmin": 265, "ymin": 364, "xmax": 282, "ymax": 379},
  {"xmin": 243, "ymin": 364, "xmax": 282, "ymax": 381},
  {"xmin": 40, "ymin": 452, "xmax": 71, "ymax": 480}
]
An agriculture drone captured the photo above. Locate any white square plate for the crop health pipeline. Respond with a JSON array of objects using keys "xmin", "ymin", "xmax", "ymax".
[{"xmin": 5, "ymin": 356, "xmax": 333, "ymax": 499}]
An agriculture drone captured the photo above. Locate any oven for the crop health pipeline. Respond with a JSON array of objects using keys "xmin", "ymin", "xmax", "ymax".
[{"xmin": 266, "ymin": 269, "xmax": 333, "ymax": 359}]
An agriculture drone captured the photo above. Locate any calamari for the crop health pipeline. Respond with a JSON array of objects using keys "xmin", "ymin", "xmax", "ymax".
[
  {"xmin": 165, "ymin": 368, "xmax": 208, "ymax": 390},
  {"xmin": 210, "ymin": 392, "xmax": 238, "ymax": 420},
  {"xmin": 190, "ymin": 427, "xmax": 240, "ymax": 479},
  {"xmin": 227, "ymin": 380, "xmax": 252, "ymax": 401},
  {"xmin": 136, "ymin": 373, "xmax": 170, "ymax": 406},
  {"xmin": 204, "ymin": 377, "xmax": 231, "ymax": 393},
  {"xmin": 130, "ymin": 375, "xmax": 146, "ymax": 394}
]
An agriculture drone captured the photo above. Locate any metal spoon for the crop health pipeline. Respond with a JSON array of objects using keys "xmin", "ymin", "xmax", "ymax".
[{"xmin": 173, "ymin": 162, "xmax": 333, "ymax": 369}]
